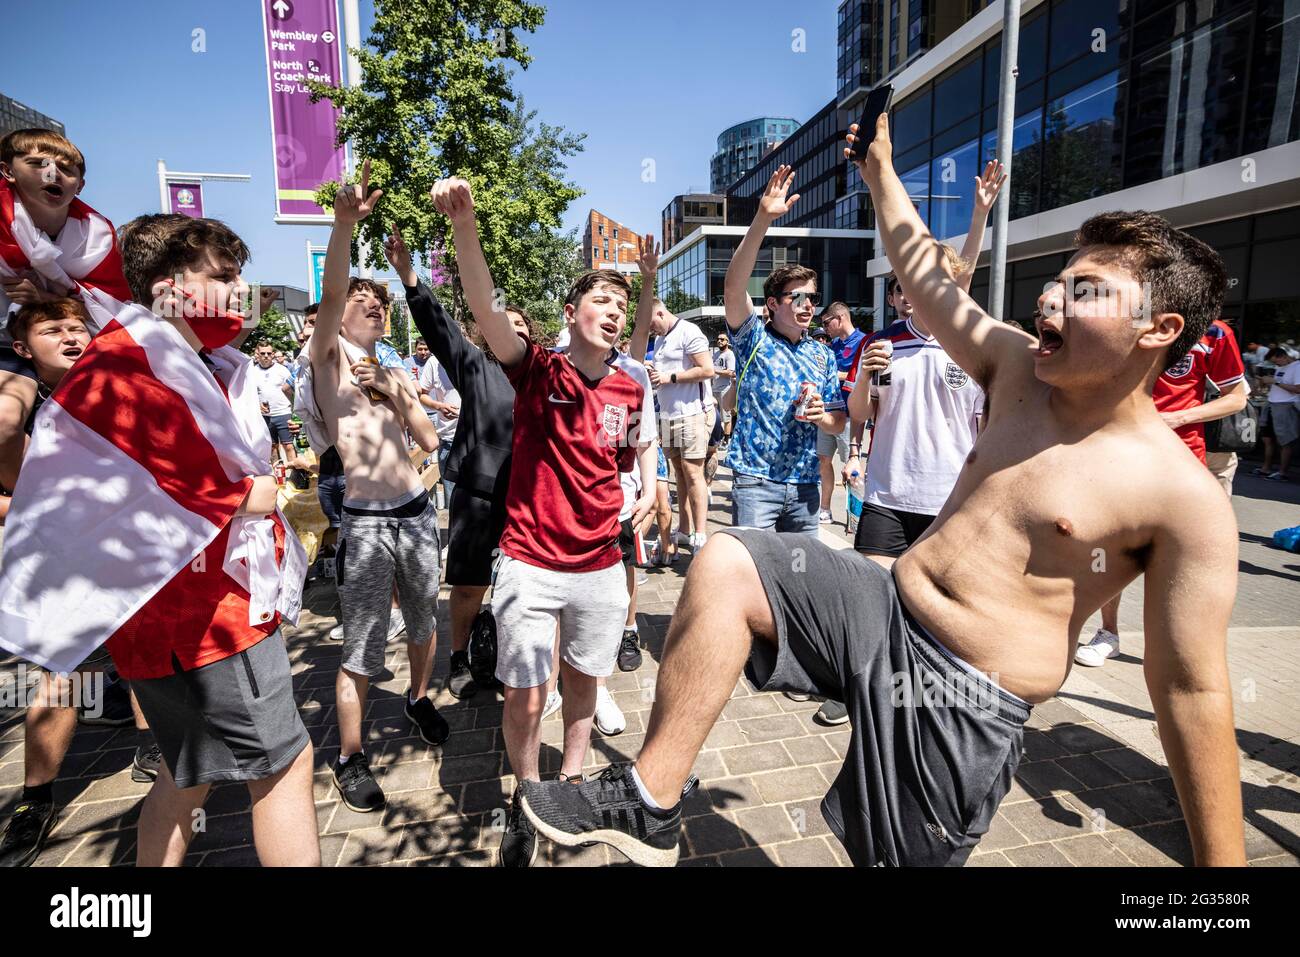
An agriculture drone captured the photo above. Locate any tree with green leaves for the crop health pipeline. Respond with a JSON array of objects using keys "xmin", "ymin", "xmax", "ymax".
[
  {"xmin": 308, "ymin": 1, "xmax": 584, "ymax": 325},
  {"xmin": 242, "ymin": 307, "xmax": 296, "ymax": 356}
]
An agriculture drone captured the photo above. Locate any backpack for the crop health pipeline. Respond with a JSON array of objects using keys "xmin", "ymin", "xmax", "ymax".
[
  {"xmin": 467, "ymin": 608, "xmax": 503, "ymax": 690},
  {"xmin": 1204, "ymin": 381, "xmax": 1260, "ymax": 453}
]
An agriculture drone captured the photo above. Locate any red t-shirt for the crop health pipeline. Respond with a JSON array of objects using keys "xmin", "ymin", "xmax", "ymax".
[
  {"xmin": 105, "ymin": 355, "xmax": 283, "ymax": 680},
  {"xmin": 1154, "ymin": 319, "xmax": 1245, "ymax": 463},
  {"xmin": 500, "ymin": 341, "xmax": 656, "ymax": 572}
]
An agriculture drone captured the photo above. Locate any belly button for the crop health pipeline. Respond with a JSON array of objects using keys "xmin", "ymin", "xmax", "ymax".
[{"xmin": 1055, "ymin": 518, "xmax": 1074, "ymax": 537}]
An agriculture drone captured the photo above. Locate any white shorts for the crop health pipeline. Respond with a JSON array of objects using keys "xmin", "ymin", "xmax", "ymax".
[{"xmin": 490, "ymin": 555, "xmax": 630, "ymax": 688}]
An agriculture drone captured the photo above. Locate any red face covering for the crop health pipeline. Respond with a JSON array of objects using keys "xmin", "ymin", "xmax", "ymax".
[{"xmin": 160, "ymin": 279, "xmax": 248, "ymax": 350}]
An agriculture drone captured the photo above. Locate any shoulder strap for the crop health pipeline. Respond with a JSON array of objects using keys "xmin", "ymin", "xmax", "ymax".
[{"xmin": 734, "ymin": 327, "xmax": 765, "ymax": 416}]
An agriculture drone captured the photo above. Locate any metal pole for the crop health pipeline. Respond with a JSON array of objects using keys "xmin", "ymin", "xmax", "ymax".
[
  {"xmin": 987, "ymin": 0, "xmax": 1022, "ymax": 322},
  {"xmin": 157, "ymin": 160, "xmax": 169, "ymax": 213},
  {"xmin": 341, "ymin": 0, "xmax": 371, "ymax": 279}
]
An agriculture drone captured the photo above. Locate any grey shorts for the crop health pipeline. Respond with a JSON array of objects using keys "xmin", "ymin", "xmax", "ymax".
[
  {"xmin": 816, "ymin": 419, "xmax": 851, "ymax": 460},
  {"xmin": 129, "ymin": 632, "xmax": 309, "ymax": 790},
  {"xmin": 1271, "ymin": 402, "xmax": 1300, "ymax": 447},
  {"xmin": 490, "ymin": 554, "xmax": 629, "ymax": 688},
  {"xmin": 725, "ymin": 528, "xmax": 1031, "ymax": 867},
  {"xmin": 337, "ymin": 490, "xmax": 440, "ymax": 677}
]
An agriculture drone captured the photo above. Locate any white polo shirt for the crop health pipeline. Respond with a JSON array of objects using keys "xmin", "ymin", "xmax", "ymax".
[
  {"xmin": 865, "ymin": 318, "xmax": 984, "ymax": 516},
  {"xmin": 251, "ymin": 360, "xmax": 294, "ymax": 416},
  {"xmin": 652, "ymin": 318, "xmax": 711, "ymax": 419}
]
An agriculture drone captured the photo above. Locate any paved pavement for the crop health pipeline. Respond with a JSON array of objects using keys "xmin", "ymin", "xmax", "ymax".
[{"xmin": 1, "ymin": 463, "xmax": 1297, "ymax": 867}]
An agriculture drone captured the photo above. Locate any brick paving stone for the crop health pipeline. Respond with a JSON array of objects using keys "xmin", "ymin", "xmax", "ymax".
[
  {"xmin": 998, "ymin": 797, "xmax": 1090, "ymax": 844},
  {"xmin": 773, "ymin": 837, "xmax": 843, "ymax": 867},
  {"xmin": 752, "ymin": 767, "xmax": 827, "ymax": 804},
  {"xmin": 684, "ymin": 812, "xmax": 749, "ymax": 856},
  {"xmin": 1015, "ymin": 760, "xmax": 1087, "ymax": 798},
  {"xmin": 733, "ymin": 804, "xmax": 801, "ymax": 845},
  {"xmin": 1005, "ymin": 842, "xmax": 1075, "ymax": 867},
  {"xmin": 966, "ymin": 850, "xmax": 1013, "ymax": 866},
  {"xmin": 1054, "ymin": 833, "xmax": 1134, "ymax": 866},
  {"xmin": 720, "ymin": 742, "xmax": 794, "ymax": 776},
  {"xmin": 782, "ymin": 734, "xmax": 839, "ymax": 767},
  {"xmin": 975, "ymin": 811, "xmax": 1031, "ymax": 852},
  {"xmin": 718, "ymin": 847, "xmax": 778, "ymax": 866}
]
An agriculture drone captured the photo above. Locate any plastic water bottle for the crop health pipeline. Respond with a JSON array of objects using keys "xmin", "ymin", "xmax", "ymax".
[{"xmin": 846, "ymin": 470, "xmax": 864, "ymax": 536}]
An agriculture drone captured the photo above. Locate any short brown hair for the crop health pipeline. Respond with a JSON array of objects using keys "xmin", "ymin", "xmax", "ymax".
[
  {"xmin": 885, "ymin": 273, "xmax": 902, "ymax": 296},
  {"xmin": 346, "ymin": 277, "xmax": 391, "ymax": 309},
  {"xmin": 565, "ymin": 270, "xmax": 632, "ymax": 309},
  {"xmin": 1075, "ymin": 211, "xmax": 1227, "ymax": 371},
  {"xmin": 763, "ymin": 264, "xmax": 817, "ymax": 306},
  {"xmin": 823, "ymin": 300, "xmax": 850, "ymax": 320},
  {"xmin": 118, "ymin": 213, "xmax": 250, "ymax": 304},
  {"xmin": 0, "ymin": 128, "xmax": 85, "ymax": 177},
  {"xmin": 7, "ymin": 298, "xmax": 91, "ymax": 344}
]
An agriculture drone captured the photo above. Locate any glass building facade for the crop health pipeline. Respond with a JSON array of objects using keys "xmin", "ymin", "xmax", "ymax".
[
  {"xmin": 661, "ymin": 193, "xmax": 726, "ymax": 252},
  {"xmin": 888, "ymin": 0, "xmax": 1300, "ymax": 242},
  {"xmin": 656, "ymin": 230, "xmax": 872, "ymax": 337},
  {"xmin": 0, "ymin": 94, "xmax": 65, "ymax": 139},
  {"xmin": 878, "ymin": 0, "xmax": 1300, "ymax": 341},
  {"xmin": 710, "ymin": 117, "xmax": 801, "ymax": 194}
]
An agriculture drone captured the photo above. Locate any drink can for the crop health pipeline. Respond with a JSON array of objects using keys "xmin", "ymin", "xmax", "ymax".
[
  {"xmin": 793, "ymin": 381, "xmax": 816, "ymax": 421},
  {"xmin": 872, "ymin": 339, "xmax": 894, "ymax": 387},
  {"xmin": 272, "ymin": 461, "xmax": 286, "ymax": 487},
  {"xmin": 361, "ymin": 355, "xmax": 386, "ymax": 402}
]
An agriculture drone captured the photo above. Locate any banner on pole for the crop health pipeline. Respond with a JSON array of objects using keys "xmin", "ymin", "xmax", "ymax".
[
  {"xmin": 308, "ymin": 245, "xmax": 327, "ymax": 304},
  {"xmin": 262, "ymin": 0, "xmax": 348, "ymax": 225},
  {"xmin": 166, "ymin": 182, "xmax": 204, "ymax": 218}
]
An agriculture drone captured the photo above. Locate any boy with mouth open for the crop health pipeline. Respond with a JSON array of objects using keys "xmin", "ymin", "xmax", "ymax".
[
  {"xmin": 518, "ymin": 114, "xmax": 1245, "ymax": 867},
  {"xmin": 433, "ymin": 177, "xmax": 657, "ymax": 867},
  {"xmin": 308, "ymin": 161, "xmax": 445, "ymax": 814}
]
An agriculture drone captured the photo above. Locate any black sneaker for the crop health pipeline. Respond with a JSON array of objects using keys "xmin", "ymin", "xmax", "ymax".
[
  {"xmin": 498, "ymin": 787, "xmax": 537, "ymax": 867},
  {"xmin": 815, "ymin": 700, "xmax": 850, "ymax": 726},
  {"xmin": 617, "ymin": 629, "xmax": 642, "ymax": 672},
  {"xmin": 78, "ymin": 678, "xmax": 134, "ymax": 727},
  {"xmin": 131, "ymin": 742, "xmax": 162, "ymax": 782},
  {"xmin": 520, "ymin": 763, "xmax": 683, "ymax": 867},
  {"xmin": 0, "ymin": 801, "xmax": 56, "ymax": 867},
  {"xmin": 447, "ymin": 650, "xmax": 478, "ymax": 699},
  {"xmin": 333, "ymin": 753, "xmax": 386, "ymax": 812},
  {"xmin": 404, "ymin": 692, "xmax": 450, "ymax": 746}
]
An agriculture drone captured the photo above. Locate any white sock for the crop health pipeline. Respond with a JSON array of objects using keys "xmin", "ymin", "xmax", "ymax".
[
  {"xmin": 338, "ymin": 752, "xmax": 356, "ymax": 767},
  {"xmin": 626, "ymin": 622, "xmax": 639, "ymax": 634},
  {"xmin": 630, "ymin": 764, "xmax": 665, "ymax": 811}
]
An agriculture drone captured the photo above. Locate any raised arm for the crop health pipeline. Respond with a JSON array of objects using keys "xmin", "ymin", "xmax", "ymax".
[
  {"xmin": 956, "ymin": 160, "xmax": 1007, "ymax": 293},
  {"xmin": 629, "ymin": 233, "xmax": 658, "ymax": 362},
  {"xmin": 724, "ymin": 165, "xmax": 800, "ymax": 331},
  {"xmin": 1141, "ymin": 489, "xmax": 1245, "ymax": 866},
  {"xmin": 432, "ymin": 178, "xmax": 525, "ymax": 368},
  {"xmin": 310, "ymin": 158, "xmax": 383, "ymax": 370},
  {"xmin": 847, "ymin": 117, "xmax": 1033, "ymax": 389},
  {"xmin": 383, "ymin": 227, "xmax": 468, "ymax": 391}
]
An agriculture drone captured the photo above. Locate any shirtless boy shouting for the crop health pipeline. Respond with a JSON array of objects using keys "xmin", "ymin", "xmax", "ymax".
[
  {"xmin": 310, "ymin": 160, "xmax": 446, "ymax": 813},
  {"xmin": 519, "ymin": 116, "xmax": 1245, "ymax": 867}
]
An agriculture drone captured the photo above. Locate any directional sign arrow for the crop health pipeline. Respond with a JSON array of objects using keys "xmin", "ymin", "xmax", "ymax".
[{"xmin": 271, "ymin": 0, "xmax": 292, "ymax": 20}]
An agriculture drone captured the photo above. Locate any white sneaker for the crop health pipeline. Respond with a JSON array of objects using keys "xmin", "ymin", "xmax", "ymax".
[
  {"xmin": 818, "ymin": 509, "xmax": 833, "ymax": 525},
  {"xmin": 328, "ymin": 623, "xmax": 344, "ymax": 642},
  {"xmin": 675, "ymin": 529, "xmax": 691, "ymax": 547},
  {"xmin": 542, "ymin": 689, "xmax": 562, "ymax": 720},
  {"xmin": 387, "ymin": 609, "xmax": 407, "ymax": 643},
  {"xmin": 689, "ymin": 532, "xmax": 708, "ymax": 550},
  {"xmin": 1074, "ymin": 629, "xmax": 1120, "ymax": 667},
  {"xmin": 594, "ymin": 685, "xmax": 626, "ymax": 736}
]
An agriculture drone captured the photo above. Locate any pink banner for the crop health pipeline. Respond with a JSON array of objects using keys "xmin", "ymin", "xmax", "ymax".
[
  {"xmin": 261, "ymin": 0, "xmax": 348, "ymax": 223},
  {"xmin": 167, "ymin": 181, "xmax": 204, "ymax": 218}
]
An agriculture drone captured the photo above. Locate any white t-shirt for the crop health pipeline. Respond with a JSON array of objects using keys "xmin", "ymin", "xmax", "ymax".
[
  {"xmin": 419, "ymin": 354, "xmax": 461, "ymax": 442},
  {"xmin": 652, "ymin": 319, "xmax": 711, "ymax": 419},
  {"xmin": 712, "ymin": 346, "xmax": 737, "ymax": 398},
  {"xmin": 865, "ymin": 318, "xmax": 984, "ymax": 516},
  {"xmin": 610, "ymin": 351, "xmax": 655, "ymax": 521},
  {"xmin": 251, "ymin": 361, "xmax": 294, "ymax": 416},
  {"xmin": 1269, "ymin": 362, "xmax": 1300, "ymax": 404}
]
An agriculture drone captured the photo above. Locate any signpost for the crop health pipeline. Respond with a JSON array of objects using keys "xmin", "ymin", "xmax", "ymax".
[
  {"xmin": 157, "ymin": 161, "xmax": 250, "ymax": 217},
  {"xmin": 306, "ymin": 241, "xmax": 327, "ymax": 303},
  {"xmin": 261, "ymin": 0, "xmax": 348, "ymax": 224}
]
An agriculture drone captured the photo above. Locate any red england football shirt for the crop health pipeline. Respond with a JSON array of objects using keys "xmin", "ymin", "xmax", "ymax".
[
  {"xmin": 500, "ymin": 340, "xmax": 656, "ymax": 572},
  {"xmin": 1154, "ymin": 319, "xmax": 1245, "ymax": 463}
]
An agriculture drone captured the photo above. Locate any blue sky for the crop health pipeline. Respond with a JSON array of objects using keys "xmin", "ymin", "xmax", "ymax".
[{"xmin": 2, "ymin": 0, "xmax": 837, "ymax": 287}]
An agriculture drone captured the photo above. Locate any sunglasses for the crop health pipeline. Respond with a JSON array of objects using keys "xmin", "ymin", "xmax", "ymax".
[{"xmin": 779, "ymin": 291, "xmax": 823, "ymax": 308}]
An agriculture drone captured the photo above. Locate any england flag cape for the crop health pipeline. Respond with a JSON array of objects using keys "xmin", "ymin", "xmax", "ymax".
[
  {"xmin": 0, "ymin": 303, "xmax": 307, "ymax": 674},
  {"xmin": 0, "ymin": 180, "xmax": 131, "ymax": 333}
]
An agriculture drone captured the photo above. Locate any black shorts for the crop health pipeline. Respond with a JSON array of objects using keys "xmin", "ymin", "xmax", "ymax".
[
  {"xmin": 446, "ymin": 483, "xmax": 508, "ymax": 587},
  {"xmin": 618, "ymin": 518, "xmax": 643, "ymax": 564},
  {"xmin": 725, "ymin": 529, "xmax": 1030, "ymax": 866},
  {"xmin": 854, "ymin": 502, "xmax": 936, "ymax": 556},
  {"xmin": 0, "ymin": 346, "xmax": 37, "ymax": 381}
]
